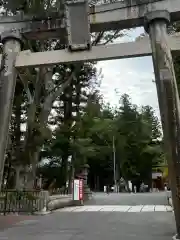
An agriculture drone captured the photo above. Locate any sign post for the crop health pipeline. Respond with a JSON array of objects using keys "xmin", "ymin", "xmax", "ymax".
[
  {"xmin": 73, "ymin": 179, "xmax": 83, "ymax": 205},
  {"xmin": 79, "ymin": 179, "xmax": 83, "ymax": 201}
]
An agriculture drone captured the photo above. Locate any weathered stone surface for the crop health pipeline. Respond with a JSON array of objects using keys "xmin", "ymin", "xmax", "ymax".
[{"xmin": 48, "ymin": 197, "xmax": 73, "ymax": 211}]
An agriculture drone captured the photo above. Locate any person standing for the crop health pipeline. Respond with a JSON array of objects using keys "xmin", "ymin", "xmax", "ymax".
[{"xmin": 106, "ymin": 185, "xmax": 110, "ymax": 195}]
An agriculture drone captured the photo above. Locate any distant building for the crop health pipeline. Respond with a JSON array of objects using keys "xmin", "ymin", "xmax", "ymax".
[{"xmin": 152, "ymin": 166, "xmax": 168, "ymax": 190}]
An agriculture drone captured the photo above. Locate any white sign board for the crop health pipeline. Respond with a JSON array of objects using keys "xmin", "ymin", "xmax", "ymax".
[
  {"xmin": 73, "ymin": 179, "xmax": 79, "ymax": 200},
  {"xmin": 152, "ymin": 172, "xmax": 162, "ymax": 179},
  {"xmin": 73, "ymin": 179, "xmax": 83, "ymax": 200}
]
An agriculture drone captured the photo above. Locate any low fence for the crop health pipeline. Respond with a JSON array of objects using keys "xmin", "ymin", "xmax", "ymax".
[
  {"xmin": 0, "ymin": 190, "xmax": 49, "ymax": 215},
  {"xmin": 50, "ymin": 187, "xmax": 69, "ymax": 195}
]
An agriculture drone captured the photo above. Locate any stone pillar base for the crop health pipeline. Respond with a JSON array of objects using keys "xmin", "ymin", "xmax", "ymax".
[
  {"xmin": 73, "ymin": 200, "xmax": 84, "ymax": 206},
  {"xmin": 84, "ymin": 187, "xmax": 92, "ymax": 201}
]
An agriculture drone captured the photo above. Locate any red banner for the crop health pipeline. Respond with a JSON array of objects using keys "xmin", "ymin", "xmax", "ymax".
[{"xmin": 79, "ymin": 179, "xmax": 83, "ymax": 200}]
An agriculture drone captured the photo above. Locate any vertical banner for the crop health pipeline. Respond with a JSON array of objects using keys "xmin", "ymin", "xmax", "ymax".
[
  {"xmin": 79, "ymin": 179, "xmax": 83, "ymax": 200},
  {"xmin": 73, "ymin": 179, "xmax": 84, "ymax": 200},
  {"xmin": 73, "ymin": 179, "xmax": 79, "ymax": 200}
]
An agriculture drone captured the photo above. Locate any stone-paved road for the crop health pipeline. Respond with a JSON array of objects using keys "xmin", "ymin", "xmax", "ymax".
[
  {"xmin": 0, "ymin": 192, "xmax": 176, "ymax": 240},
  {"xmin": 86, "ymin": 191, "xmax": 169, "ymax": 206},
  {"xmin": 0, "ymin": 215, "xmax": 36, "ymax": 230}
]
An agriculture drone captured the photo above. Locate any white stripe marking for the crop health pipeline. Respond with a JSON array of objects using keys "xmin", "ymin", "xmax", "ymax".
[
  {"xmin": 85, "ymin": 206, "xmax": 103, "ymax": 211},
  {"xmin": 128, "ymin": 205, "xmax": 143, "ymax": 212},
  {"xmin": 56, "ymin": 205, "xmax": 172, "ymax": 213},
  {"xmin": 100, "ymin": 207, "xmax": 116, "ymax": 211},
  {"xmin": 141, "ymin": 205, "xmax": 155, "ymax": 212},
  {"xmin": 113, "ymin": 206, "xmax": 131, "ymax": 212},
  {"xmin": 73, "ymin": 206, "xmax": 90, "ymax": 212},
  {"xmin": 58, "ymin": 207, "xmax": 80, "ymax": 212},
  {"xmin": 155, "ymin": 205, "xmax": 167, "ymax": 212}
]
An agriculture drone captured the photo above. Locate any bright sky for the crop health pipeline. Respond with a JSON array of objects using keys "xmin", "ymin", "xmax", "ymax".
[{"xmin": 97, "ymin": 27, "xmax": 160, "ymax": 119}]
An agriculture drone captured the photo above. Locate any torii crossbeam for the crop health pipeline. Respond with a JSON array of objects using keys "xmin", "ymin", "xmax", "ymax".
[{"xmin": 13, "ymin": 34, "xmax": 180, "ymax": 67}]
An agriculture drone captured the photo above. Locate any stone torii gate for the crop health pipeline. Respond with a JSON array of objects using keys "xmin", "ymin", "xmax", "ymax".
[{"xmin": 0, "ymin": 0, "xmax": 180, "ymax": 236}]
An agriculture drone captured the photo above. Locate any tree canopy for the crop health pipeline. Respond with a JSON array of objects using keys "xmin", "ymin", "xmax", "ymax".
[{"xmin": 38, "ymin": 92, "xmax": 163, "ymax": 191}]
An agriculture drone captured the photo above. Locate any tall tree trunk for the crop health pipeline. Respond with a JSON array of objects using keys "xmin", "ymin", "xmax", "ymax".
[
  {"xmin": 14, "ymin": 165, "xmax": 22, "ymax": 189},
  {"xmin": 61, "ymin": 154, "xmax": 68, "ymax": 187},
  {"xmin": 25, "ymin": 149, "xmax": 40, "ymax": 189},
  {"xmin": 68, "ymin": 154, "xmax": 75, "ymax": 193},
  {"xmin": 14, "ymin": 81, "xmax": 23, "ymax": 163},
  {"xmin": 61, "ymin": 82, "xmax": 73, "ymax": 186}
]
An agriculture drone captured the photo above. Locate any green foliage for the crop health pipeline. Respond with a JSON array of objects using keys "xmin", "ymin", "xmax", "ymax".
[
  {"xmin": 114, "ymin": 95, "xmax": 162, "ymax": 182},
  {"xmin": 39, "ymin": 91, "xmax": 163, "ymax": 190}
]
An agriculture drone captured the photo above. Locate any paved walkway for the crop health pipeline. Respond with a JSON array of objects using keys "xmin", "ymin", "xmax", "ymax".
[
  {"xmin": 57, "ymin": 204, "xmax": 172, "ymax": 212},
  {"xmin": 88, "ymin": 192, "xmax": 169, "ymax": 205},
  {"xmin": 0, "ymin": 215, "xmax": 36, "ymax": 230},
  {"xmin": 0, "ymin": 192, "xmax": 175, "ymax": 240},
  {"xmin": 0, "ymin": 211, "xmax": 175, "ymax": 240}
]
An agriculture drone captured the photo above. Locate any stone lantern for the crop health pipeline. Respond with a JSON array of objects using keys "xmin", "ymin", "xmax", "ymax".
[{"xmin": 81, "ymin": 164, "xmax": 92, "ymax": 201}]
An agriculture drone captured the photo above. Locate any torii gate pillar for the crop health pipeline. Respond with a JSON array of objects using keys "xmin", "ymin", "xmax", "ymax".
[
  {"xmin": 0, "ymin": 29, "xmax": 23, "ymax": 190},
  {"xmin": 145, "ymin": 10, "xmax": 180, "ymax": 238}
]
